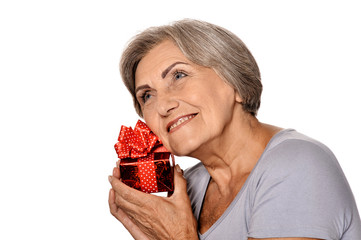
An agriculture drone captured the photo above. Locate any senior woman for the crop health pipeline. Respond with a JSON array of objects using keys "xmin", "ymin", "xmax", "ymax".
[{"xmin": 108, "ymin": 19, "xmax": 361, "ymax": 239}]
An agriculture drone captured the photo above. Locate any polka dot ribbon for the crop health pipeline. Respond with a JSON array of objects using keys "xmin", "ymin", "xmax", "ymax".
[
  {"xmin": 138, "ymin": 154, "xmax": 158, "ymax": 193},
  {"xmin": 114, "ymin": 120, "xmax": 161, "ymax": 159}
]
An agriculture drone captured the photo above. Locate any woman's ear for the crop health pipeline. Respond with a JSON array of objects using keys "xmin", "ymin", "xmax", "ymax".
[{"xmin": 235, "ymin": 90, "xmax": 243, "ymax": 103}]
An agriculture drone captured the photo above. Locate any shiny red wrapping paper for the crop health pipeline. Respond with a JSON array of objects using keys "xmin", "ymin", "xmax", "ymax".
[
  {"xmin": 114, "ymin": 120, "xmax": 174, "ymax": 193},
  {"xmin": 119, "ymin": 152, "xmax": 174, "ymax": 193}
]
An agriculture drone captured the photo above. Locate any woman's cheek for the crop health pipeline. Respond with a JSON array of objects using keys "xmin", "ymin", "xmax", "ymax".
[{"xmin": 144, "ymin": 113, "xmax": 166, "ymax": 145}]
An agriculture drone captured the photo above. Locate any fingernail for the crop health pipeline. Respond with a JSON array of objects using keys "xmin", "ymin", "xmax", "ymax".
[
  {"xmin": 176, "ymin": 164, "xmax": 182, "ymax": 173},
  {"xmin": 108, "ymin": 175, "xmax": 112, "ymax": 183}
]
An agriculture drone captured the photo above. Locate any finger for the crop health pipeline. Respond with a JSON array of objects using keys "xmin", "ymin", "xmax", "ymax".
[
  {"xmin": 113, "ymin": 167, "xmax": 121, "ymax": 179},
  {"xmin": 108, "ymin": 188, "xmax": 119, "ymax": 217},
  {"xmin": 172, "ymin": 164, "xmax": 188, "ymax": 196},
  {"xmin": 109, "ymin": 189, "xmax": 150, "ymax": 240},
  {"xmin": 109, "ymin": 175, "xmax": 152, "ymax": 206},
  {"xmin": 108, "ymin": 188, "xmax": 138, "ymax": 226}
]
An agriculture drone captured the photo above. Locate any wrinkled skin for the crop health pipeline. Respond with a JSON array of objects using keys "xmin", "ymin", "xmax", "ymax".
[{"xmin": 108, "ymin": 161, "xmax": 197, "ymax": 240}]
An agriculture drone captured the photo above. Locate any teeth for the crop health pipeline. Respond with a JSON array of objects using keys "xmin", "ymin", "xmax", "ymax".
[{"xmin": 169, "ymin": 115, "xmax": 195, "ymax": 131}]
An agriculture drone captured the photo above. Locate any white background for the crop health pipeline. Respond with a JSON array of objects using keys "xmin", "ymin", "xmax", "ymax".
[{"xmin": 0, "ymin": 0, "xmax": 360, "ymax": 239}]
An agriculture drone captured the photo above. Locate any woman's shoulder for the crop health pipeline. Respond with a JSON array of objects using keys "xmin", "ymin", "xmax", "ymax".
[
  {"xmin": 264, "ymin": 129, "xmax": 338, "ymax": 167},
  {"xmin": 248, "ymin": 129, "xmax": 361, "ymax": 239},
  {"xmin": 253, "ymin": 129, "xmax": 345, "ymax": 187},
  {"xmin": 267, "ymin": 129, "xmax": 332, "ymax": 153}
]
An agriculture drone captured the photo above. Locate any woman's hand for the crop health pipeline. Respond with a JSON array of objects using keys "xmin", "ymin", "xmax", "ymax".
[{"xmin": 108, "ymin": 162, "xmax": 198, "ymax": 240}]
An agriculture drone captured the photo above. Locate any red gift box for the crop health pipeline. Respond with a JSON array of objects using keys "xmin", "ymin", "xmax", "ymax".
[{"xmin": 114, "ymin": 120, "xmax": 174, "ymax": 193}]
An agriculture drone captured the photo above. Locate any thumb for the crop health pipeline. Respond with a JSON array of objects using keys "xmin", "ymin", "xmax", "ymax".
[{"xmin": 172, "ymin": 164, "xmax": 187, "ymax": 195}]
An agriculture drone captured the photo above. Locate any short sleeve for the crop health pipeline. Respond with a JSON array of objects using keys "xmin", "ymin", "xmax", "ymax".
[{"xmin": 248, "ymin": 139, "xmax": 358, "ymax": 239}]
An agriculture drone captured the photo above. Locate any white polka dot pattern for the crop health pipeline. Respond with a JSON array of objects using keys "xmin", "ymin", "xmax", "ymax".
[
  {"xmin": 138, "ymin": 154, "xmax": 158, "ymax": 193},
  {"xmin": 114, "ymin": 120, "xmax": 161, "ymax": 159}
]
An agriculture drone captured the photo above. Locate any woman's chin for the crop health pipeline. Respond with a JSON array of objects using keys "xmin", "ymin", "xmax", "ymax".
[
  {"xmin": 168, "ymin": 141, "xmax": 200, "ymax": 157},
  {"xmin": 169, "ymin": 147, "xmax": 193, "ymax": 157}
]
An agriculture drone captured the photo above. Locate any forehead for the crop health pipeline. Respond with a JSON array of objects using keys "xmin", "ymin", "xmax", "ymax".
[{"xmin": 135, "ymin": 40, "xmax": 189, "ymax": 85}]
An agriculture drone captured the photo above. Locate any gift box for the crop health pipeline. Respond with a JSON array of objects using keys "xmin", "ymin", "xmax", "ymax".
[
  {"xmin": 119, "ymin": 151, "xmax": 174, "ymax": 193},
  {"xmin": 114, "ymin": 120, "xmax": 174, "ymax": 193}
]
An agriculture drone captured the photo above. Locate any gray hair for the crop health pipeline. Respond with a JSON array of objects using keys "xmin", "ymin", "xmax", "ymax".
[{"xmin": 120, "ymin": 19, "xmax": 262, "ymax": 117}]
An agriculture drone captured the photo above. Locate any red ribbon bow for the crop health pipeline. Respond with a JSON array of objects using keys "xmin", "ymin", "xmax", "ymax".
[{"xmin": 114, "ymin": 120, "xmax": 166, "ymax": 159}]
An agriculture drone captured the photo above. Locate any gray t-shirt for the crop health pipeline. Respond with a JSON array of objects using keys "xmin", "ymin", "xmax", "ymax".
[{"xmin": 184, "ymin": 129, "xmax": 361, "ymax": 239}]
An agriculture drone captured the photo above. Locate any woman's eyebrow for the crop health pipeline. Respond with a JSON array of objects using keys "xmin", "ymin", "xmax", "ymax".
[
  {"xmin": 135, "ymin": 84, "xmax": 150, "ymax": 95},
  {"xmin": 161, "ymin": 62, "xmax": 189, "ymax": 79},
  {"xmin": 135, "ymin": 62, "xmax": 189, "ymax": 94}
]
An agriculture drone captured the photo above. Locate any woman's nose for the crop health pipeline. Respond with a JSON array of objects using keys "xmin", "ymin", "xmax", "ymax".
[{"xmin": 156, "ymin": 93, "xmax": 179, "ymax": 117}]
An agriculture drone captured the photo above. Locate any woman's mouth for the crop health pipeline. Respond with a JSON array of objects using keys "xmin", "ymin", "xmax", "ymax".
[{"xmin": 167, "ymin": 114, "xmax": 197, "ymax": 132}]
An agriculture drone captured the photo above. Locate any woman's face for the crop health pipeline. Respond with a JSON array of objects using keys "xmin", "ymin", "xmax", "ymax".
[{"xmin": 135, "ymin": 40, "xmax": 240, "ymax": 156}]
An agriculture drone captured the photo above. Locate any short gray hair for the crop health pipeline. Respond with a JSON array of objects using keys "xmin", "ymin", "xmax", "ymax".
[{"xmin": 120, "ymin": 19, "xmax": 262, "ymax": 117}]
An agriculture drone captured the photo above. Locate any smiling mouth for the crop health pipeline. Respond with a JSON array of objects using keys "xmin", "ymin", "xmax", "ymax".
[{"xmin": 167, "ymin": 114, "xmax": 198, "ymax": 132}]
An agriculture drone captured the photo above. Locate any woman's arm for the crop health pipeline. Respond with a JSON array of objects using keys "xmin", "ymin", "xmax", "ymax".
[{"xmin": 108, "ymin": 165, "xmax": 198, "ymax": 240}]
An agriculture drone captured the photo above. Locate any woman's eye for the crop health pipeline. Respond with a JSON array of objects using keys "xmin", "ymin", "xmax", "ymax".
[
  {"xmin": 174, "ymin": 71, "xmax": 187, "ymax": 80},
  {"xmin": 141, "ymin": 92, "xmax": 151, "ymax": 103}
]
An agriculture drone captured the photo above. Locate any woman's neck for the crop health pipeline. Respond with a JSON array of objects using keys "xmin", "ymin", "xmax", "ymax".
[{"xmin": 191, "ymin": 114, "xmax": 281, "ymax": 197}]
